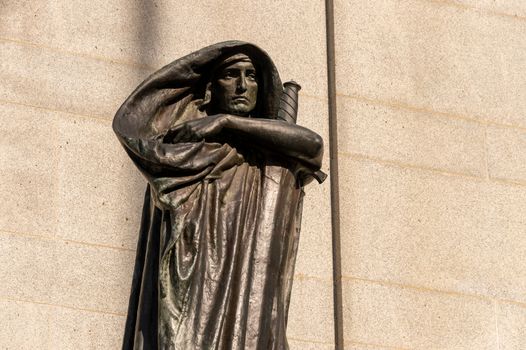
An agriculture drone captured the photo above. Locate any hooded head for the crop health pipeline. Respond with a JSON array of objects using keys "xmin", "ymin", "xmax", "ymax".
[
  {"xmin": 203, "ymin": 52, "xmax": 258, "ymax": 117},
  {"xmin": 113, "ymin": 41, "xmax": 282, "ymax": 140}
]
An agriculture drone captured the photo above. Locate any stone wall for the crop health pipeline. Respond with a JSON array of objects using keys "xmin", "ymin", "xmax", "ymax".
[
  {"xmin": 335, "ymin": 0, "xmax": 526, "ymax": 349},
  {"xmin": 0, "ymin": 1, "xmax": 332, "ymax": 349},
  {"xmin": 2, "ymin": 0, "xmax": 526, "ymax": 349}
]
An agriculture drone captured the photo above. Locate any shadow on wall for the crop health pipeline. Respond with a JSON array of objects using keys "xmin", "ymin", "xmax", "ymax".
[
  {"xmin": 111, "ymin": 1, "xmax": 162, "ymax": 247},
  {"xmin": 135, "ymin": 0, "xmax": 160, "ymax": 70}
]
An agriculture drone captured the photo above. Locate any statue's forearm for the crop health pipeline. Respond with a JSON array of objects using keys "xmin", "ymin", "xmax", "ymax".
[{"xmin": 223, "ymin": 115, "xmax": 323, "ymax": 166}]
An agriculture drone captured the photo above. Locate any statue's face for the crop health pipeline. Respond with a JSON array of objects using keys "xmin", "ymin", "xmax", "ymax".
[{"xmin": 211, "ymin": 57, "xmax": 258, "ymax": 116}]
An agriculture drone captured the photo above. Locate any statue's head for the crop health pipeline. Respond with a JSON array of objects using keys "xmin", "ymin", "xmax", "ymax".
[
  {"xmin": 205, "ymin": 52, "xmax": 259, "ymax": 117},
  {"xmin": 115, "ymin": 41, "xmax": 283, "ymax": 139}
]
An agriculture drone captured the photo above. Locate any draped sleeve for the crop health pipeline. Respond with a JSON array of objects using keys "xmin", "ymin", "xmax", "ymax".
[{"xmin": 113, "ymin": 41, "xmax": 287, "ymax": 204}]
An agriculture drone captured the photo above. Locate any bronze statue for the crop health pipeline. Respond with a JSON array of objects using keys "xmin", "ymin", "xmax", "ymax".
[{"xmin": 113, "ymin": 41, "xmax": 325, "ymax": 350}]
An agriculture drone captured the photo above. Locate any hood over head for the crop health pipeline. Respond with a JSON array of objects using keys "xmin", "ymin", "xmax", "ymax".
[{"xmin": 113, "ymin": 41, "xmax": 283, "ymax": 140}]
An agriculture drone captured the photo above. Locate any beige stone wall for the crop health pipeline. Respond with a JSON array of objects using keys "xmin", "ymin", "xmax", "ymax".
[
  {"xmin": 335, "ymin": 0, "xmax": 526, "ymax": 349},
  {"xmin": 4, "ymin": 0, "xmax": 526, "ymax": 349},
  {"xmin": 0, "ymin": 1, "xmax": 332, "ymax": 349}
]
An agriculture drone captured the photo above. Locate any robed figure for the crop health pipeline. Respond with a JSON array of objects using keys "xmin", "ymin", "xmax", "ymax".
[{"xmin": 113, "ymin": 41, "xmax": 325, "ymax": 350}]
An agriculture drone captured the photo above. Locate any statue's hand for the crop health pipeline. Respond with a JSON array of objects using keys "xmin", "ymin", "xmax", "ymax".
[{"xmin": 168, "ymin": 115, "xmax": 228, "ymax": 143}]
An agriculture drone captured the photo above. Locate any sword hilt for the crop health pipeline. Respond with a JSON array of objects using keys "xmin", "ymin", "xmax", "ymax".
[{"xmin": 277, "ymin": 81, "xmax": 301, "ymax": 124}]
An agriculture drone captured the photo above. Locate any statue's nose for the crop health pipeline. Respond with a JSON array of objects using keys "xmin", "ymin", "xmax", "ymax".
[{"xmin": 237, "ymin": 75, "xmax": 247, "ymax": 92}]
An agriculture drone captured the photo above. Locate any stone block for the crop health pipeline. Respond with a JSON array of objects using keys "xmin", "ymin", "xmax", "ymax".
[
  {"xmin": 0, "ymin": 233, "xmax": 55, "ymax": 303},
  {"xmin": 498, "ymin": 301, "xmax": 526, "ymax": 350},
  {"xmin": 487, "ymin": 125, "xmax": 526, "ymax": 183},
  {"xmin": 0, "ymin": 40, "xmax": 151, "ymax": 119},
  {"xmin": 293, "ymin": 95, "xmax": 332, "ymax": 279},
  {"xmin": 342, "ymin": 279, "xmax": 497, "ymax": 349},
  {"xmin": 56, "ymin": 115, "xmax": 145, "ymax": 249},
  {"xmin": 295, "ymin": 182, "xmax": 333, "ymax": 279},
  {"xmin": 0, "ymin": 102, "xmax": 145, "ymax": 249},
  {"xmin": 337, "ymin": 97, "xmax": 486, "ymax": 176},
  {"xmin": 334, "ymin": 0, "xmax": 526, "ymax": 127},
  {"xmin": 0, "ymin": 299, "xmax": 51, "ymax": 349},
  {"xmin": 0, "ymin": 232, "xmax": 134, "ymax": 314},
  {"xmin": 49, "ymin": 307, "xmax": 125, "ymax": 349},
  {"xmin": 298, "ymin": 95, "xmax": 329, "ymax": 147},
  {"xmin": 287, "ymin": 278, "xmax": 334, "ymax": 344},
  {"xmin": 346, "ymin": 344, "xmax": 392, "ymax": 350},
  {"xmin": 0, "ymin": 0, "xmax": 327, "ymax": 97},
  {"xmin": 0, "ymin": 103, "xmax": 59, "ymax": 237},
  {"xmin": 288, "ymin": 339, "xmax": 334, "ymax": 350},
  {"xmin": 339, "ymin": 157, "xmax": 526, "ymax": 303},
  {"xmin": 453, "ymin": 0, "xmax": 526, "ymax": 17},
  {"xmin": 50, "ymin": 240, "xmax": 135, "ymax": 314},
  {"xmin": 0, "ymin": 298, "xmax": 125, "ymax": 349}
]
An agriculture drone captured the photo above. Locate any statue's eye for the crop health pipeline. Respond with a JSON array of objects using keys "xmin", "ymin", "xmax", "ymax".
[
  {"xmin": 247, "ymin": 71, "xmax": 257, "ymax": 81},
  {"xmin": 221, "ymin": 70, "xmax": 237, "ymax": 79},
  {"xmin": 223, "ymin": 71, "xmax": 233, "ymax": 78}
]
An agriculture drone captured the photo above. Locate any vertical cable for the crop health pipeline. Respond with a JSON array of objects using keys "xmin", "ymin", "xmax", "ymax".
[{"xmin": 325, "ymin": 0, "xmax": 344, "ymax": 348}]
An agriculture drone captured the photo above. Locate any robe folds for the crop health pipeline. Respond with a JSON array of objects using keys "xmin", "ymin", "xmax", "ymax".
[{"xmin": 113, "ymin": 41, "xmax": 324, "ymax": 350}]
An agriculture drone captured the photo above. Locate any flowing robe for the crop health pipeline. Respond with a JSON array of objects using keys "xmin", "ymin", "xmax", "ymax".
[{"xmin": 114, "ymin": 41, "xmax": 323, "ymax": 350}]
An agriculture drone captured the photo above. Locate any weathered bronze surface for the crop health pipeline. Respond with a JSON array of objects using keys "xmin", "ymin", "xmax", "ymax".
[{"xmin": 113, "ymin": 41, "xmax": 325, "ymax": 350}]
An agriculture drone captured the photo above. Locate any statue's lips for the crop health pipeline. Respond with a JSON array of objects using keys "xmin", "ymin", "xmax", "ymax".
[{"xmin": 232, "ymin": 96, "xmax": 249, "ymax": 103}]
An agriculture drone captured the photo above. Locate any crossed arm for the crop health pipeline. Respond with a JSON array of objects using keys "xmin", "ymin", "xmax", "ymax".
[{"xmin": 164, "ymin": 114, "xmax": 323, "ymax": 168}]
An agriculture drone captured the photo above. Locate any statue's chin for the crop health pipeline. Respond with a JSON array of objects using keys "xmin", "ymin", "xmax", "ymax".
[
  {"xmin": 223, "ymin": 107, "xmax": 254, "ymax": 117},
  {"xmin": 230, "ymin": 111, "xmax": 250, "ymax": 117},
  {"xmin": 209, "ymin": 102, "xmax": 255, "ymax": 117}
]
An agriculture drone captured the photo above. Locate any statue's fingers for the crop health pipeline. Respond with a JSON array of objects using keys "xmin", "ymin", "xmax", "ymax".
[
  {"xmin": 171, "ymin": 129, "xmax": 189, "ymax": 143},
  {"xmin": 171, "ymin": 134, "xmax": 182, "ymax": 143},
  {"xmin": 183, "ymin": 129, "xmax": 194, "ymax": 142},
  {"xmin": 186, "ymin": 127, "xmax": 202, "ymax": 141},
  {"xmin": 166, "ymin": 124, "xmax": 187, "ymax": 143}
]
